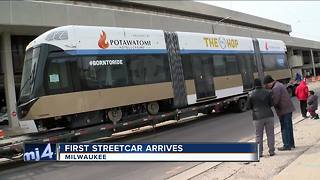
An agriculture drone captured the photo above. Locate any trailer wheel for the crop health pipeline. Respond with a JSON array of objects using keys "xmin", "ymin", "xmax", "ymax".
[
  {"xmin": 236, "ymin": 98, "xmax": 247, "ymax": 112},
  {"xmin": 147, "ymin": 102, "xmax": 159, "ymax": 115},
  {"xmin": 200, "ymin": 108, "xmax": 213, "ymax": 115},
  {"xmin": 107, "ymin": 109, "xmax": 122, "ymax": 124}
]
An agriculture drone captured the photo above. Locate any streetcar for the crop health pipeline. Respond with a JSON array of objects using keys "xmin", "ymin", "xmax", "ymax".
[{"xmin": 17, "ymin": 25, "xmax": 290, "ymax": 130}]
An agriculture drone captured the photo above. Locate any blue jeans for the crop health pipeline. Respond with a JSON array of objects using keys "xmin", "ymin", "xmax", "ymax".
[{"xmin": 279, "ymin": 112, "xmax": 295, "ymax": 148}]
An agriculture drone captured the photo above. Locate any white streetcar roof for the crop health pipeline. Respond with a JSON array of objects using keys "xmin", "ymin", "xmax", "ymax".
[
  {"xmin": 26, "ymin": 25, "xmax": 167, "ymax": 55},
  {"xmin": 257, "ymin": 38, "xmax": 287, "ymax": 53},
  {"xmin": 176, "ymin": 31, "xmax": 254, "ymax": 54}
]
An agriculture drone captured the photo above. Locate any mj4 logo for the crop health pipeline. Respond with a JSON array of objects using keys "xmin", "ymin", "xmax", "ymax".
[{"xmin": 24, "ymin": 143, "xmax": 54, "ymax": 161}]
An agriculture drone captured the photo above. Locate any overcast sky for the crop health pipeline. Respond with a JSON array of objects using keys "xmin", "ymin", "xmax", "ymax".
[{"xmin": 198, "ymin": 1, "xmax": 320, "ymax": 42}]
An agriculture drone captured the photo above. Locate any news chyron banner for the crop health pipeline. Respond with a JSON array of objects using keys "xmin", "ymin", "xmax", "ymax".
[{"xmin": 24, "ymin": 143, "xmax": 258, "ymax": 162}]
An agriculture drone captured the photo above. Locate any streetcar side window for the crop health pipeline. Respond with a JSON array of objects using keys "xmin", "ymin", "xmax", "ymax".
[
  {"xmin": 109, "ymin": 61, "xmax": 129, "ymax": 87},
  {"xmin": 275, "ymin": 54, "xmax": 288, "ymax": 69},
  {"xmin": 238, "ymin": 54, "xmax": 256, "ymax": 72},
  {"xmin": 46, "ymin": 58, "xmax": 74, "ymax": 93},
  {"xmin": 79, "ymin": 55, "xmax": 128, "ymax": 89},
  {"xmin": 128, "ymin": 58, "xmax": 145, "ymax": 85},
  {"xmin": 128, "ymin": 54, "xmax": 171, "ymax": 85},
  {"xmin": 79, "ymin": 56, "xmax": 106, "ymax": 90},
  {"xmin": 184, "ymin": 54, "xmax": 254, "ymax": 77},
  {"xmin": 77, "ymin": 54, "xmax": 170, "ymax": 91},
  {"xmin": 225, "ymin": 55, "xmax": 240, "ymax": 75},
  {"xmin": 181, "ymin": 55, "xmax": 193, "ymax": 80},
  {"xmin": 212, "ymin": 55, "xmax": 226, "ymax": 76},
  {"xmin": 262, "ymin": 54, "xmax": 288, "ymax": 71},
  {"xmin": 144, "ymin": 55, "xmax": 169, "ymax": 84}
]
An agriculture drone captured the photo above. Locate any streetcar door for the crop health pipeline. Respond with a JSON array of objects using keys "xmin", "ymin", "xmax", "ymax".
[
  {"xmin": 192, "ymin": 56, "xmax": 216, "ymax": 101},
  {"xmin": 239, "ymin": 55, "xmax": 254, "ymax": 91}
]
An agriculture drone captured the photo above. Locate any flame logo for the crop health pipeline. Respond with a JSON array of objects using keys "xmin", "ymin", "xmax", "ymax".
[{"xmin": 98, "ymin": 31, "xmax": 109, "ymax": 49}]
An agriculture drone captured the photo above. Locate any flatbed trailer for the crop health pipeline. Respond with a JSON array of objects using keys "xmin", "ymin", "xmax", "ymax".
[{"xmin": 0, "ymin": 92, "xmax": 248, "ymax": 163}]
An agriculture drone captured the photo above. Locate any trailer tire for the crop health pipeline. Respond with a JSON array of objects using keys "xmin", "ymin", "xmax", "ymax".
[{"xmin": 235, "ymin": 98, "xmax": 247, "ymax": 112}]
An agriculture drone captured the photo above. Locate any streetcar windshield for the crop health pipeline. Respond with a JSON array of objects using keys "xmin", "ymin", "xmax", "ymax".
[{"xmin": 20, "ymin": 47, "xmax": 40, "ymax": 100}]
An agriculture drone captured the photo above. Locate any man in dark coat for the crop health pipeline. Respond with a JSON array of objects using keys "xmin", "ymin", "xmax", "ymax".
[
  {"xmin": 248, "ymin": 79, "xmax": 275, "ymax": 157},
  {"xmin": 264, "ymin": 75, "xmax": 295, "ymax": 151}
]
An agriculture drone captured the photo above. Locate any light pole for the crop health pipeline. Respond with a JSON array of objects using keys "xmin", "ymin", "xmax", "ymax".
[{"xmin": 218, "ymin": 16, "xmax": 231, "ymax": 23}]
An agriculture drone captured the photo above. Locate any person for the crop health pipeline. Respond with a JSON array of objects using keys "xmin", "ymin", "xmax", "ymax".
[
  {"xmin": 295, "ymin": 72, "xmax": 302, "ymax": 82},
  {"xmin": 295, "ymin": 78, "xmax": 309, "ymax": 118},
  {"xmin": 248, "ymin": 79, "xmax": 275, "ymax": 157},
  {"xmin": 263, "ymin": 75, "xmax": 295, "ymax": 151},
  {"xmin": 307, "ymin": 90, "xmax": 319, "ymax": 119},
  {"xmin": 307, "ymin": 71, "xmax": 311, "ymax": 78}
]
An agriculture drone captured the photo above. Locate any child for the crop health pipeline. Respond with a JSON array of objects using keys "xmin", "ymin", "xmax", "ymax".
[{"xmin": 307, "ymin": 90, "xmax": 319, "ymax": 119}]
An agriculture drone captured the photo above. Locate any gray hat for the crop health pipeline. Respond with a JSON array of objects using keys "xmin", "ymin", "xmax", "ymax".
[{"xmin": 263, "ymin": 75, "xmax": 274, "ymax": 84}]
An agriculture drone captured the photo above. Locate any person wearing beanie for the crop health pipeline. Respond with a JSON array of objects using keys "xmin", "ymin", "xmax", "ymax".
[
  {"xmin": 248, "ymin": 78, "xmax": 275, "ymax": 157},
  {"xmin": 263, "ymin": 75, "xmax": 274, "ymax": 85},
  {"xmin": 263, "ymin": 75, "xmax": 295, "ymax": 151},
  {"xmin": 295, "ymin": 78, "xmax": 309, "ymax": 118}
]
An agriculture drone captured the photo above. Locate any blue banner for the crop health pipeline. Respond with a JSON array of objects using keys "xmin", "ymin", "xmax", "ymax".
[
  {"xmin": 59, "ymin": 143, "xmax": 257, "ymax": 153},
  {"xmin": 24, "ymin": 143, "xmax": 258, "ymax": 162}
]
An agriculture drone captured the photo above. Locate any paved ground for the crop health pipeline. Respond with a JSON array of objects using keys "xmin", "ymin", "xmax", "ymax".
[
  {"xmin": 274, "ymin": 133, "xmax": 320, "ymax": 180},
  {"xmin": 0, "ymin": 82, "xmax": 319, "ymax": 180}
]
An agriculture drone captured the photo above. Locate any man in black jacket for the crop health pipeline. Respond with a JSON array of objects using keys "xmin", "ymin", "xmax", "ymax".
[{"xmin": 248, "ymin": 79, "xmax": 275, "ymax": 157}]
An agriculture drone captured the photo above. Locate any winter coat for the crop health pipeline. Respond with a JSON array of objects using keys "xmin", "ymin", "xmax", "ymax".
[
  {"xmin": 307, "ymin": 94, "xmax": 318, "ymax": 110},
  {"xmin": 295, "ymin": 81, "xmax": 309, "ymax": 101},
  {"xmin": 271, "ymin": 81, "xmax": 295, "ymax": 116},
  {"xmin": 248, "ymin": 87, "xmax": 274, "ymax": 120}
]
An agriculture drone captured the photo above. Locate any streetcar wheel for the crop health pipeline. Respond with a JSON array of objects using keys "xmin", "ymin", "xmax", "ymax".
[
  {"xmin": 147, "ymin": 102, "xmax": 159, "ymax": 115},
  {"xmin": 107, "ymin": 109, "xmax": 122, "ymax": 124}
]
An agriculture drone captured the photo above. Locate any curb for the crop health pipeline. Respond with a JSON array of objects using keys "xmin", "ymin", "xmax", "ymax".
[{"xmin": 167, "ymin": 162, "xmax": 222, "ymax": 180}]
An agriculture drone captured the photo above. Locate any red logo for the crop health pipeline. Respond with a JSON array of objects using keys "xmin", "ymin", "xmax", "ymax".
[
  {"xmin": 265, "ymin": 42, "xmax": 269, "ymax": 50},
  {"xmin": 98, "ymin": 31, "xmax": 109, "ymax": 49}
]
